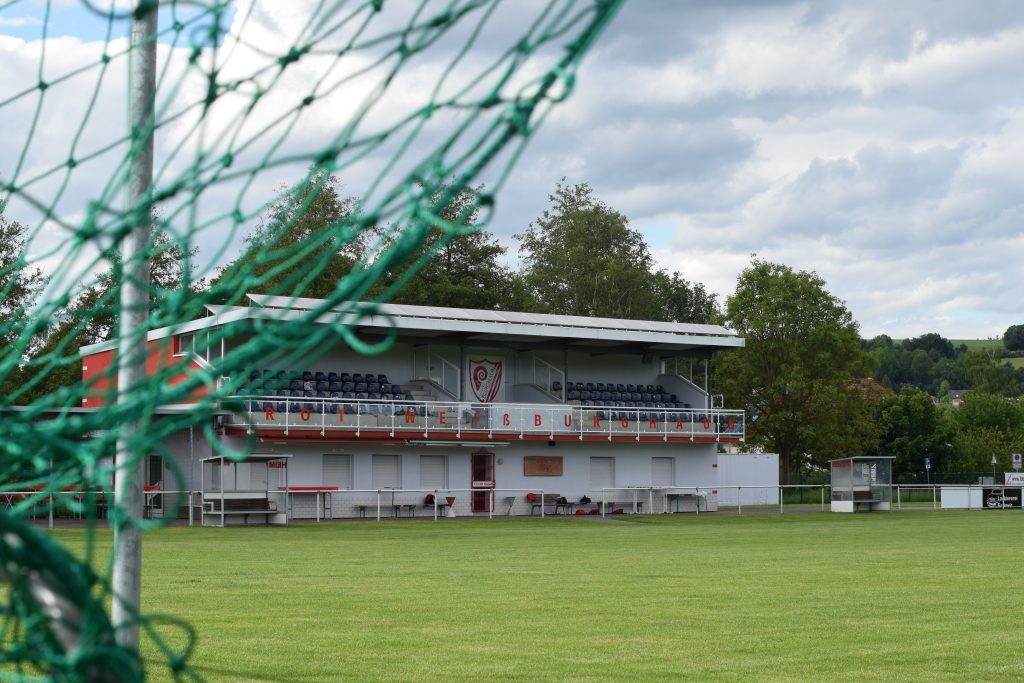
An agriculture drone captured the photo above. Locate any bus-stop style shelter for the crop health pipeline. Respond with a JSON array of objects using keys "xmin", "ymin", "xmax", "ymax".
[
  {"xmin": 200, "ymin": 454, "xmax": 291, "ymax": 526},
  {"xmin": 830, "ymin": 456, "xmax": 894, "ymax": 512}
]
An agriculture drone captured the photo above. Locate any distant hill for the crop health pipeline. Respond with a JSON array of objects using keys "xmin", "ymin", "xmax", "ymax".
[{"xmin": 951, "ymin": 339, "xmax": 1024, "ymax": 369}]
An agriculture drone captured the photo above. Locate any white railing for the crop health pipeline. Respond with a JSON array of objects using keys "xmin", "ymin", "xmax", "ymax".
[
  {"xmin": 227, "ymin": 395, "xmax": 746, "ymax": 441},
  {"xmin": 522, "ymin": 355, "xmax": 565, "ymax": 398},
  {"xmin": 413, "ymin": 347, "xmax": 460, "ymax": 397}
]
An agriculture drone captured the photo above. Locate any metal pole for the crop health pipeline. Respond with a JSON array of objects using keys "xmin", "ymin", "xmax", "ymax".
[
  {"xmin": 112, "ymin": 1, "xmax": 157, "ymax": 651},
  {"xmin": 188, "ymin": 425, "xmax": 194, "ymax": 526}
]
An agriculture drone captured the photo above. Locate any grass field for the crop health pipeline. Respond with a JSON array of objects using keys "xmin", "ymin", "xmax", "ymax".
[
  {"xmin": 950, "ymin": 339, "xmax": 1024, "ymax": 368},
  {"xmin": 54, "ymin": 512, "xmax": 1024, "ymax": 682}
]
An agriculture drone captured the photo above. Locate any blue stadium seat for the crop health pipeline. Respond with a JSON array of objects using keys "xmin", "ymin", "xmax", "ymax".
[
  {"xmin": 377, "ymin": 374, "xmax": 389, "ymax": 384},
  {"xmin": 367, "ymin": 382, "xmax": 379, "ymax": 393},
  {"xmin": 392, "ymin": 386, "xmax": 403, "ymax": 396},
  {"xmin": 585, "ymin": 382, "xmax": 595, "ymax": 392},
  {"xmin": 405, "ymin": 394, "xmax": 415, "ymax": 402},
  {"xmin": 601, "ymin": 391, "xmax": 611, "ymax": 401},
  {"xmin": 328, "ymin": 381, "xmax": 341, "ymax": 392},
  {"xmin": 340, "ymin": 373, "xmax": 352, "ymax": 383},
  {"xmin": 655, "ymin": 385, "xmax": 664, "ymax": 393},
  {"xmin": 596, "ymin": 383, "xmax": 605, "ymax": 392},
  {"xmin": 368, "ymin": 392, "xmax": 381, "ymax": 400},
  {"xmin": 315, "ymin": 371, "xmax": 326, "ymax": 382},
  {"xmin": 626, "ymin": 384, "xmax": 635, "ymax": 393},
  {"xmin": 568, "ymin": 390, "xmax": 580, "ymax": 401},
  {"xmin": 316, "ymin": 381, "xmax": 329, "ymax": 392},
  {"xmin": 551, "ymin": 381, "xmax": 562, "ymax": 392},
  {"xmin": 580, "ymin": 391, "xmax": 591, "ymax": 401},
  {"xmin": 575, "ymin": 382, "xmax": 585, "ymax": 391},
  {"xmin": 352, "ymin": 373, "xmax": 364, "ymax": 383},
  {"xmin": 302, "ymin": 371, "xmax": 313, "ymax": 382},
  {"xmin": 582, "ymin": 400, "xmax": 593, "ymax": 407},
  {"xmin": 355, "ymin": 382, "xmax": 367, "ymax": 393},
  {"xmin": 289, "ymin": 379, "xmax": 302, "ymax": 391},
  {"xmin": 328, "ymin": 371, "xmax": 339, "ymax": 382}
]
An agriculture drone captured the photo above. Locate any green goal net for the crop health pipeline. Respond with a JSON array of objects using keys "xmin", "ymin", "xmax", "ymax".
[{"xmin": 0, "ymin": 0, "xmax": 621, "ymax": 679}]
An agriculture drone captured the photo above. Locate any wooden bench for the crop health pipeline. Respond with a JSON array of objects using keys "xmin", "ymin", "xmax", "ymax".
[
  {"xmin": 353, "ymin": 502, "xmax": 418, "ymax": 518},
  {"xmin": 529, "ymin": 493, "xmax": 563, "ymax": 515},
  {"xmin": 203, "ymin": 497, "xmax": 279, "ymax": 525}
]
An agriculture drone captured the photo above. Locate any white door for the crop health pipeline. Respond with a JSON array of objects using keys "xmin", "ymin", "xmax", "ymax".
[
  {"xmin": 420, "ymin": 455, "xmax": 447, "ymax": 489},
  {"xmin": 589, "ymin": 457, "xmax": 614, "ymax": 494},
  {"xmin": 323, "ymin": 454, "xmax": 353, "ymax": 489},
  {"xmin": 652, "ymin": 457, "xmax": 674, "ymax": 486},
  {"xmin": 372, "ymin": 454, "xmax": 401, "ymax": 489}
]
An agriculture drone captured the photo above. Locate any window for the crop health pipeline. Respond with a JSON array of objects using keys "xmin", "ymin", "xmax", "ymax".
[
  {"xmin": 174, "ymin": 332, "xmax": 194, "ymax": 356},
  {"xmin": 589, "ymin": 456, "xmax": 614, "ymax": 492},
  {"xmin": 420, "ymin": 455, "xmax": 447, "ymax": 489},
  {"xmin": 372, "ymin": 454, "xmax": 401, "ymax": 489},
  {"xmin": 323, "ymin": 454, "xmax": 353, "ymax": 489},
  {"xmin": 652, "ymin": 457, "xmax": 674, "ymax": 486}
]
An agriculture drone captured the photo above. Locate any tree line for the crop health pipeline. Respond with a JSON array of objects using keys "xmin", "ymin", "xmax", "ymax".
[{"xmin": 3, "ymin": 171, "xmax": 1022, "ymax": 482}]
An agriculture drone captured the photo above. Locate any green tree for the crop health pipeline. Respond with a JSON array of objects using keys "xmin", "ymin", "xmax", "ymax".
[
  {"xmin": 946, "ymin": 392, "xmax": 1024, "ymax": 472},
  {"xmin": 650, "ymin": 270, "xmax": 719, "ymax": 324},
  {"xmin": 869, "ymin": 387, "xmax": 953, "ymax": 475},
  {"xmin": 212, "ymin": 169, "xmax": 361, "ymax": 304},
  {"xmin": 17, "ymin": 228, "xmax": 197, "ymax": 403},
  {"xmin": 713, "ymin": 259, "xmax": 876, "ymax": 483},
  {"xmin": 1004, "ymin": 324, "xmax": 1024, "ymax": 351},
  {"xmin": 374, "ymin": 185, "xmax": 520, "ymax": 310},
  {"xmin": 516, "ymin": 180, "xmax": 656, "ymax": 319},
  {"xmin": 0, "ymin": 212, "xmax": 44, "ymax": 399}
]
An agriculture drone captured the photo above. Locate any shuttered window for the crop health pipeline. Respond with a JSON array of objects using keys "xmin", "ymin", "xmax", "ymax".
[
  {"xmin": 589, "ymin": 457, "xmax": 614, "ymax": 491},
  {"xmin": 652, "ymin": 457, "xmax": 674, "ymax": 486},
  {"xmin": 372, "ymin": 454, "xmax": 401, "ymax": 489},
  {"xmin": 420, "ymin": 455, "xmax": 447, "ymax": 489},
  {"xmin": 323, "ymin": 454, "xmax": 353, "ymax": 489}
]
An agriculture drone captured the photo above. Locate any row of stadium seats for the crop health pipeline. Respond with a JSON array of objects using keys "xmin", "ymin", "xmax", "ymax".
[
  {"xmin": 571, "ymin": 399, "xmax": 695, "ymax": 411},
  {"xmin": 242, "ymin": 368, "xmax": 402, "ymax": 398},
  {"xmin": 552, "ymin": 380, "xmax": 678, "ymax": 404},
  {"xmin": 252, "ymin": 399, "xmax": 429, "ymax": 416}
]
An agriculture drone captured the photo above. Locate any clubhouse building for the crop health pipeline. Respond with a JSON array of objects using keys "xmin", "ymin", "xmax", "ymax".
[{"xmin": 81, "ymin": 296, "xmax": 746, "ymax": 523}]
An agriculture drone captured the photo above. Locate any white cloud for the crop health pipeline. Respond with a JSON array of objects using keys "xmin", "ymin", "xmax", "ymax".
[{"xmin": 3, "ymin": 0, "xmax": 1024, "ymax": 340}]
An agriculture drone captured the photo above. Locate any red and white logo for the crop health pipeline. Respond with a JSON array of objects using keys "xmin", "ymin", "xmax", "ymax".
[{"xmin": 469, "ymin": 358, "xmax": 503, "ymax": 403}]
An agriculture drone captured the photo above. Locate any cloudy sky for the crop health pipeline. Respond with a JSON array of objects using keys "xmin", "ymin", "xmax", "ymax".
[{"xmin": 2, "ymin": 1, "xmax": 1023, "ymax": 340}]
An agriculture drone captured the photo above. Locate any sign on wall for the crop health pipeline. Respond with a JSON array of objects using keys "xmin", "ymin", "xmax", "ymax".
[
  {"xmin": 983, "ymin": 487, "xmax": 1022, "ymax": 509},
  {"xmin": 524, "ymin": 456, "xmax": 563, "ymax": 477},
  {"xmin": 468, "ymin": 357, "xmax": 504, "ymax": 403},
  {"xmin": 1004, "ymin": 472, "xmax": 1024, "ymax": 486}
]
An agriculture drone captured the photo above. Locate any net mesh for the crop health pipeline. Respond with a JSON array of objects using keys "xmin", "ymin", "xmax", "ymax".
[{"xmin": 0, "ymin": 0, "xmax": 620, "ymax": 679}]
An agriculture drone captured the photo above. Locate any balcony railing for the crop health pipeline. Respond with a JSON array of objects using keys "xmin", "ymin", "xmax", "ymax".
[{"xmin": 225, "ymin": 396, "xmax": 745, "ymax": 442}]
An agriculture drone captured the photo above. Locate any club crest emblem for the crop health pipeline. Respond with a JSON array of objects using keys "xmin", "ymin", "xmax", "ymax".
[{"xmin": 469, "ymin": 359, "xmax": 503, "ymax": 403}]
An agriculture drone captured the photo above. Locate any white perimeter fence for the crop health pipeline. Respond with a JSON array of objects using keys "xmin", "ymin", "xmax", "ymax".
[{"xmin": 8, "ymin": 484, "xmax": 1020, "ymax": 527}]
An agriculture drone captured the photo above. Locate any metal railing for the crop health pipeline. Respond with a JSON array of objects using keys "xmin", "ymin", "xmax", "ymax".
[
  {"xmin": 227, "ymin": 396, "xmax": 746, "ymax": 441},
  {"xmin": 413, "ymin": 348, "xmax": 460, "ymax": 398}
]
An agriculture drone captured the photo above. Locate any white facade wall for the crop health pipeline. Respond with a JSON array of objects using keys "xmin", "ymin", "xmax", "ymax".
[
  {"xmin": 185, "ymin": 434, "xmax": 722, "ymax": 518},
  {"xmin": 716, "ymin": 453, "xmax": 779, "ymax": 506}
]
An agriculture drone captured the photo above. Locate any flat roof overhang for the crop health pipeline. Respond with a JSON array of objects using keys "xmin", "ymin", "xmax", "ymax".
[{"xmin": 82, "ymin": 296, "xmax": 744, "ymax": 357}]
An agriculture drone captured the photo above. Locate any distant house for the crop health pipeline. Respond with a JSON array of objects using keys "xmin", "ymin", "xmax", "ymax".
[{"xmin": 948, "ymin": 389, "xmax": 971, "ymax": 407}]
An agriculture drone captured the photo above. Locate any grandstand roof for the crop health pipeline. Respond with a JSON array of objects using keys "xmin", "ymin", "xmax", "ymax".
[{"xmin": 82, "ymin": 294, "xmax": 743, "ymax": 355}]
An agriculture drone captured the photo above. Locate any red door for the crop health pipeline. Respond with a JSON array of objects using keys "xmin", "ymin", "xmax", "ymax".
[{"xmin": 471, "ymin": 451, "xmax": 495, "ymax": 512}]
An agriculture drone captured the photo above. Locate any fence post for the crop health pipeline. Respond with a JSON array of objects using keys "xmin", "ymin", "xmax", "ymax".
[
  {"xmin": 738, "ymin": 486, "xmax": 742, "ymax": 515},
  {"xmin": 376, "ymin": 489, "xmax": 381, "ymax": 521},
  {"xmin": 896, "ymin": 485, "xmax": 901, "ymax": 511},
  {"xmin": 932, "ymin": 484, "xmax": 937, "ymax": 510},
  {"xmin": 779, "ymin": 486, "xmax": 783, "ymax": 514}
]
